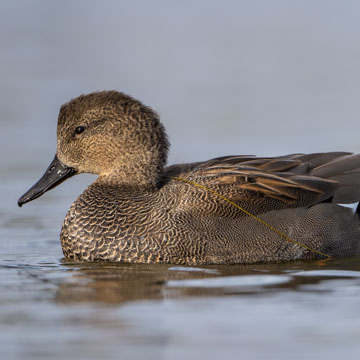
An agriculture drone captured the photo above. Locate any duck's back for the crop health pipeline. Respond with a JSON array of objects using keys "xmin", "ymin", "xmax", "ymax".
[{"xmin": 164, "ymin": 152, "xmax": 360, "ymax": 216}]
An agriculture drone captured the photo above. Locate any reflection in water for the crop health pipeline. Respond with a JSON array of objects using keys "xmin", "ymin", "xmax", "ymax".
[
  {"xmin": 53, "ymin": 259, "xmax": 360, "ymax": 304},
  {"xmin": 1, "ymin": 243, "xmax": 360, "ymax": 359},
  {"xmin": 56, "ymin": 262, "xmax": 181, "ymax": 304}
]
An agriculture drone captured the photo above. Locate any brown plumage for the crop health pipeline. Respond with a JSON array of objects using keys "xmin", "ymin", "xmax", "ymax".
[{"xmin": 18, "ymin": 91, "xmax": 360, "ymax": 264}]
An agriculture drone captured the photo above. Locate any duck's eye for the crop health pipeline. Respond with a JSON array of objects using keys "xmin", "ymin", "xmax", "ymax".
[{"xmin": 75, "ymin": 126, "xmax": 85, "ymax": 135}]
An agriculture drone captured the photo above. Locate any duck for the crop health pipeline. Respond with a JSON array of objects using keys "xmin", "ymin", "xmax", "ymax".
[{"xmin": 18, "ymin": 91, "xmax": 360, "ymax": 264}]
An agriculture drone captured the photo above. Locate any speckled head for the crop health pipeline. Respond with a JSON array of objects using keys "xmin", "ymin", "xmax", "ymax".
[
  {"xmin": 57, "ymin": 91, "xmax": 169, "ymax": 185},
  {"xmin": 18, "ymin": 91, "xmax": 170, "ymax": 206}
]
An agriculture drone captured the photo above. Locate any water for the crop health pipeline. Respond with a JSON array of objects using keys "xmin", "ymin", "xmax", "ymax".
[{"xmin": 2, "ymin": 1, "xmax": 360, "ymax": 359}]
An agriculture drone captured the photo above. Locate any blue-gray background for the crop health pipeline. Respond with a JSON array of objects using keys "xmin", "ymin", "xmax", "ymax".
[
  {"xmin": 2, "ymin": 0, "xmax": 360, "ymax": 171},
  {"xmin": 3, "ymin": 0, "xmax": 360, "ymax": 211},
  {"xmin": 2, "ymin": 1, "xmax": 360, "ymax": 360}
]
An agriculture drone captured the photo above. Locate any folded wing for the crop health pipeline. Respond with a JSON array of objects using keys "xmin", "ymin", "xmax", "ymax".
[{"xmin": 164, "ymin": 152, "xmax": 360, "ymax": 217}]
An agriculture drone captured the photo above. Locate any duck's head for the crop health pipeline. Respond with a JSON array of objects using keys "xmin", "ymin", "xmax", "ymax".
[{"xmin": 18, "ymin": 91, "xmax": 169, "ymax": 206}]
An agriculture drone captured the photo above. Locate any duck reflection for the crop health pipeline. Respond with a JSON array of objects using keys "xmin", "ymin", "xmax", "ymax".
[{"xmin": 53, "ymin": 259, "xmax": 357, "ymax": 304}]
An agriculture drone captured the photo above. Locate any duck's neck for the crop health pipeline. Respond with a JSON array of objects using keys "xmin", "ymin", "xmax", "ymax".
[{"xmin": 96, "ymin": 165, "xmax": 163, "ymax": 190}]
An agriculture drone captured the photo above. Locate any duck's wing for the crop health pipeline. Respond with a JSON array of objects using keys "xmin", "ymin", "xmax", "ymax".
[{"xmin": 164, "ymin": 152, "xmax": 360, "ymax": 215}]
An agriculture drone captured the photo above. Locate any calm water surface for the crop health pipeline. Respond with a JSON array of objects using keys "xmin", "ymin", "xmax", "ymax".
[
  {"xmin": 2, "ymin": 231, "xmax": 360, "ymax": 360},
  {"xmin": 2, "ymin": 184, "xmax": 360, "ymax": 359},
  {"xmin": 2, "ymin": 1, "xmax": 360, "ymax": 359}
]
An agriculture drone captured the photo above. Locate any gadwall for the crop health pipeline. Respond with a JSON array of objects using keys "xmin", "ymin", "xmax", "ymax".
[{"xmin": 18, "ymin": 91, "xmax": 360, "ymax": 264}]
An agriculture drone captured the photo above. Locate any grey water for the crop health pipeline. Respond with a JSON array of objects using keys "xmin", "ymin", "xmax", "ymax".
[{"xmin": 2, "ymin": 1, "xmax": 360, "ymax": 359}]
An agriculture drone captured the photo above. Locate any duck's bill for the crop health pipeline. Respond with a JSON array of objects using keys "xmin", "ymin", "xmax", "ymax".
[{"xmin": 18, "ymin": 155, "xmax": 76, "ymax": 207}]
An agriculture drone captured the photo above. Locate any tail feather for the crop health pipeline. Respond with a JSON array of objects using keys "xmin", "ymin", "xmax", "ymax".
[
  {"xmin": 309, "ymin": 154, "xmax": 360, "ymax": 203},
  {"xmin": 312, "ymin": 154, "xmax": 360, "ymax": 177}
]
